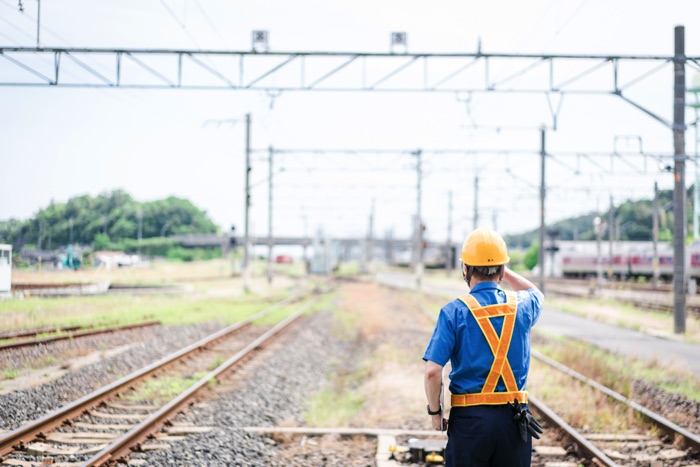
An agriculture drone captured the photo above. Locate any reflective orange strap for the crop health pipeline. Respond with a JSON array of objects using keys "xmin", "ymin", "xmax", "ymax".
[
  {"xmin": 457, "ymin": 291, "xmax": 520, "ymax": 394},
  {"xmin": 483, "ymin": 292, "xmax": 518, "ymax": 392},
  {"xmin": 451, "ymin": 391, "xmax": 528, "ymax": 407}
]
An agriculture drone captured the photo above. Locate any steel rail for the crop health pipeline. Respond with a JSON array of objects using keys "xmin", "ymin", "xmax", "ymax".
[
  {"xmin": 532, "ymin": 349, "xmax": 700, "ymax": 453},
  {"xmin": 545, "ymin": 283, "xmax": 700, "ymax": 318},
  {"xmin": 0, "ymin": 324, "xmax": 82, "ymax": 340},
  {"xmin": 528, "ymin": 395, "xmax": 618, "ymax": 467},
  {"xmin": 0, "ymin": 320, "xmax": 162, "ymax": 351},
  {"xmin": 380, "ymin": 277, "xmax": 652, "ymax": 465},
  {"xmin": 84, "ymin": 296, "xmax": 320, "ymax": 466},
  {"xmin": 0, "ymin": 291, "xmax": 303, "ymax": 458}
]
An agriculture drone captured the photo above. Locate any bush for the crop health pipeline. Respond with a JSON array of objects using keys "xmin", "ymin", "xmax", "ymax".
[
  {"xmin": 165, "ymin": 247, "xmax": 220, "ymax": 262},
  {"xmin": 523, "ymin": 243, "xmax": 539, "ymax": 271},
  {"xmin": 92, "ymin": 233, "xmax": 111, "ymax": 251}
]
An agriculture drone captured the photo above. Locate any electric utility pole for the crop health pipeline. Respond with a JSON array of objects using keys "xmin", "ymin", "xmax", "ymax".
[
  {"xmin": 243, "ymin": 113, "xmax": 252, "ymax": 293},
  {"xmin": 267, "ymin": 145, "xmax": 274, "ymax": 284},
  {"xmin": 447, "ymin": 190, "xmax": 453, "ymax": 275},
  {"xmin": 608, "ymin": 195, "xmax": 614, "ymax": 279},
  {"xmin": 653, "ymin": 181, "xmax": 660, "ymax": 286},
  {"xmin": 415, "ymin": 149, "xmax": 423, "ymax": 289},
  {"xmin": 473, "ymin": 175, "xmax": 479, "ymax": 230},
  {"xmin": 538, "ymin": 128, "xmax": 546, "ymax": 293},
  {"xmin": 673, "ymin": 25, "xmax": 687, "ymax": 334}
]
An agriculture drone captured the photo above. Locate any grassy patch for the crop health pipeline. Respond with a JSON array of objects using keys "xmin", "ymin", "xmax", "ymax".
[
  {"xmin": 335, "ymin": 261, "xmax": 361, "ymax": 277},
  {"xmin": 304, "ymin": 386, "xmax": 364, "ymax": 426},
  {"xmin": 126, "ymin": 372, "xmax": 208, "ymax": 404},
  {"xmin": 329, "ymin": 302, "xmax": 358, "ymax": 341},
  {"xmin": 530, "ymin": 362, "xmax": 640, "ymax": 433},
  {"xmin": 304, "ymin": 363, "xmax": 367, "ymax": 426},
  {"xmin": 534, "ymin": 334, "xmax": 700, "ymax": 401},
  {"xmin": 0, "ymin": 293, "xmax": 288, "ymax": 332},
  {"xmin": 3, "ymin": 368, "xmax": 18, "ymax": 380},
  {"xmin": 251, "ymin": 292, "xmax": 333, "ymax": 327},
  {"xmin": 209, "ymin": 356, "xmax": 226, "ymax": 371},
  {"xmin": 307, "ymin": 292, "xmax": 336, "ymax": 314}
]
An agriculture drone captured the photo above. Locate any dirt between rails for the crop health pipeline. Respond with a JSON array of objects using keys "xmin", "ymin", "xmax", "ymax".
[
  {"xmin": 11, "ymin": 279, "xmax": 697, "ymax": 466},
  {"xmin": 271, "ymin": 281, "xmax": 700, "ymax": 466},
  {"xmin": 261, "ymin": 280, "xmax": 586, "ymax": 466},
  {"xmin": 255, "ymin": 280, "xmax": 439, "ymax": 465}
]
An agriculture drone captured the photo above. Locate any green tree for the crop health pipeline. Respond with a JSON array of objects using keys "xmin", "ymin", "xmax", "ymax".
[
  {"xmin": 92, "ymin": 233, "xmax": 112, "ymax": 251},
  {"xmin": 0, "ymin": 190, "xmax": 220, "ymax": 252},
  {"xmin": 523, "ymin": 243, "xmax": 539, "ymax": 271}
]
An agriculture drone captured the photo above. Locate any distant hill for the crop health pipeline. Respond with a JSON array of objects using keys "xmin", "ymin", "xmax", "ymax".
[
  {"xmin": 0, "ymin": 189, "xmax": 219, "ymax": 253},
  {"xmin": 503, "ymin": 187, "xmax": 685, "ymax": 249}
]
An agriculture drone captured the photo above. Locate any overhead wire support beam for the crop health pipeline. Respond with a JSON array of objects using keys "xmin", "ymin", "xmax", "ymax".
[{"xmin": 0, "ymin": 47, "xmax": 696, "ymax": 96}]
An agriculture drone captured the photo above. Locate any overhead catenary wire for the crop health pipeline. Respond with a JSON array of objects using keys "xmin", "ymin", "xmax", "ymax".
[
  {"xmin": 0, "ymin": 0, "xmax": 216, "ymax": 121},
  {"xmin": 540, "ymin": 0, "xmax": 591, "ymax": 53}
]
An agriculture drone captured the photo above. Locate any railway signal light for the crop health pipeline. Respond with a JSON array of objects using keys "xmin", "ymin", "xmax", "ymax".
[{"xmin": 230, "ymin": 225, "xmax": 237, "ymax": 247}]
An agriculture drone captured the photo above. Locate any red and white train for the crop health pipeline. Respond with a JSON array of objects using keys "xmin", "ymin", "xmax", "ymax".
[{"xmin": 556, "ymin": 240, "xmax": 700, "ymax": 279}]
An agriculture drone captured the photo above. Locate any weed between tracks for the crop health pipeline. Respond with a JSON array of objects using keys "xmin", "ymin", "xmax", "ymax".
[
  {"xmin": 303, "ymin": 282, "xmax": 431, "ymax": 430},
  {"xmin": 126, "ymin": 372, "xmax": 211, "ymax": 404},
  {"xmin": 533, "ymin": 335, "xmax": 700, "ymax": 401},
  {"xmin": 529, "ymin": 360, "xmax": 642, "ymax": 433}
]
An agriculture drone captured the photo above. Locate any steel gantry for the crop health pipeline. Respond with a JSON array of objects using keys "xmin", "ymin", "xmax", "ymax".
[{"xmin": 1, "ymin": 26, "xmax": 694, "ymax": 332}]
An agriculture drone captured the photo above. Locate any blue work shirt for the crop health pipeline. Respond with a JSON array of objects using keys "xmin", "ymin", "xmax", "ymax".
[{"xmin": 423, "ymin": 282, "xmax": 543, "ymax": 395}]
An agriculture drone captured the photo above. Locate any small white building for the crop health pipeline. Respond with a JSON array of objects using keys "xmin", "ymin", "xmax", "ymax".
[{"xmin": 0, "ymin": 244, "xmax": 11, "ymax": 298}]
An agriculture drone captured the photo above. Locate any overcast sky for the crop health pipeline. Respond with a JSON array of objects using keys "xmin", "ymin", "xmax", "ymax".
[{"xmin": 2, "ymin": 0, "xmax": 700, "ymax": 243}]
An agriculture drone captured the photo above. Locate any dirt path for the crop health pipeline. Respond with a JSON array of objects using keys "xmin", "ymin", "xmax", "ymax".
[{"xmin": 335, "ymin": 280, "xmax": 438, "ymax": 430}]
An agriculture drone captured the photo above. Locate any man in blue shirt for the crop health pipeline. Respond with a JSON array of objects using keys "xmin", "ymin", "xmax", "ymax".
[{"xmin": 423, "ymin": 228, "xmax": 544, "ymax": 466}]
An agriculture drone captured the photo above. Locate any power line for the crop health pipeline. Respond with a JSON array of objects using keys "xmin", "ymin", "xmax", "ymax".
[
  {"xmin": 541, "ymin": 0, "xmax": 591, "ymax": 52},
  {"xmin": 191, "ymin": 0, "xmax": 228, "ymax": 49}
]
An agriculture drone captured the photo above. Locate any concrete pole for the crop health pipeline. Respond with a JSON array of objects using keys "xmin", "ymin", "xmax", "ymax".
[
  {"xmin": 608, "ymin": 195, "xmax": 614, "ymax": 279},
  {"xmin": 36, "ymin": 0, "xmax": 41, "ymax": 48},
  {"xmin": 694, "ymin": 102, "xmax": 699, "ymax": 239},
  {"xmin": 243, "ymin": 113, "xmax": 252, "ymax": 293},
  {"xmin": 653, "ymin": 181, "xmax": 660, "ymax": 286},
  {"xmin": 538, "ymin": 128, "xmax": 546, "ymax": 293},
  {"xmin": 367, "ymin": 198, "xmax": 375, "ymax": 272},
  {"xmin": 267, "ymin": 146, "xmax": 274, "ymax": 284},
  {"xmin": 415, "ymin": 149, "xmax": 423, "ymax": 288},
  {"xmin": 302, "ymin": 215, "xmax": 308, "ymax": 273},
  {"xmin": 473, "ymin": 175, "xmax": 479, "ymax": 230},
  {"xmin": 595, "ymin": 217, "xmax": 603, "ymax": 291},
  {"xmin": 673, "ymin": 26, "xmax": 687, "ymax": 334},
  {"xmin": 446, "ymin": 190, "xmax": 453, "ymax": 275},
  {"xmin": 137, "ymin": 207, "xmax": 143, "ymax": 256}
]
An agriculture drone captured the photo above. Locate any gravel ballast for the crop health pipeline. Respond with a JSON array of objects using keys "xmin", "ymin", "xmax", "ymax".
[{"xmin": 134, "ymin": 309, "xmax": 372, "ymax": 466}]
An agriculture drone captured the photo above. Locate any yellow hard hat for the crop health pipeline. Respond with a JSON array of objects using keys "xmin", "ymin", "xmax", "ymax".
[{"xmin": 461, "ymin": 228, "xmax": 510, "ymax": 266}]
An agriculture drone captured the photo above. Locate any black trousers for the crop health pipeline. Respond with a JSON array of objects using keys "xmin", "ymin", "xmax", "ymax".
[{"xmin": 445, "ymin": 405, "xmax": 532, "ymax": 467}]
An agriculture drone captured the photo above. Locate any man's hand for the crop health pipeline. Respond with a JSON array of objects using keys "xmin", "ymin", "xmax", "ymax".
[{"xmin": 431, "ymin": 414, "xmax": 448, "ymax": 431}]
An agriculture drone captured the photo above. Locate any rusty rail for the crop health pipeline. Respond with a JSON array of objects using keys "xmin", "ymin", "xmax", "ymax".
[
  {"xmin": 532, "ymin": 349, "xmax": 700, "ymax": 453},
  {"xmin": 0, "ymin": 321, "xmax": 162, "ymax": 351},
  {"xmin": 0, "ymin": 292, "xmax": 303, "ymax": 458},
  {"xmin": 528, "ymin": 395, "xmax": 618, "ymax": 467},
  {"xmin": 84, "ymin": 296, "xmax": 319, "ymax": 466}
]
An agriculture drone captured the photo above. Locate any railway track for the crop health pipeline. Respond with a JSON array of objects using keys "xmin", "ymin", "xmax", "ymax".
[
  {"xmin": 529, "ymin": 350, "xmax": 700, "ymax": 466},
  {"xmin": 408, "ymin": 285, "xmax": 700, "ymax": 466},
  {"xmin": 0, "ymin": 291, "xmax": 319, "ymax": 466},
  {"xmin": 545, "ymin": 281, "xmax": 700, "ymax": 317},
  {"xmin": 0, "ymin": 321, "xmax": 162, "ymax": 351}
]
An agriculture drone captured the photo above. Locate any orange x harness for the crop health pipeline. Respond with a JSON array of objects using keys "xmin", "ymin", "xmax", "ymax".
[{"xmin": 451, "ymin": 291, "xmax": 528, "ymax": 407}]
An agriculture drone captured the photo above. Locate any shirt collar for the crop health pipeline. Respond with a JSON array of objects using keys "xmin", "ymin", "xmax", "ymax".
[{"xmin": 469, "ymin": 281, "xmax": 501, "ymax": 293}]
